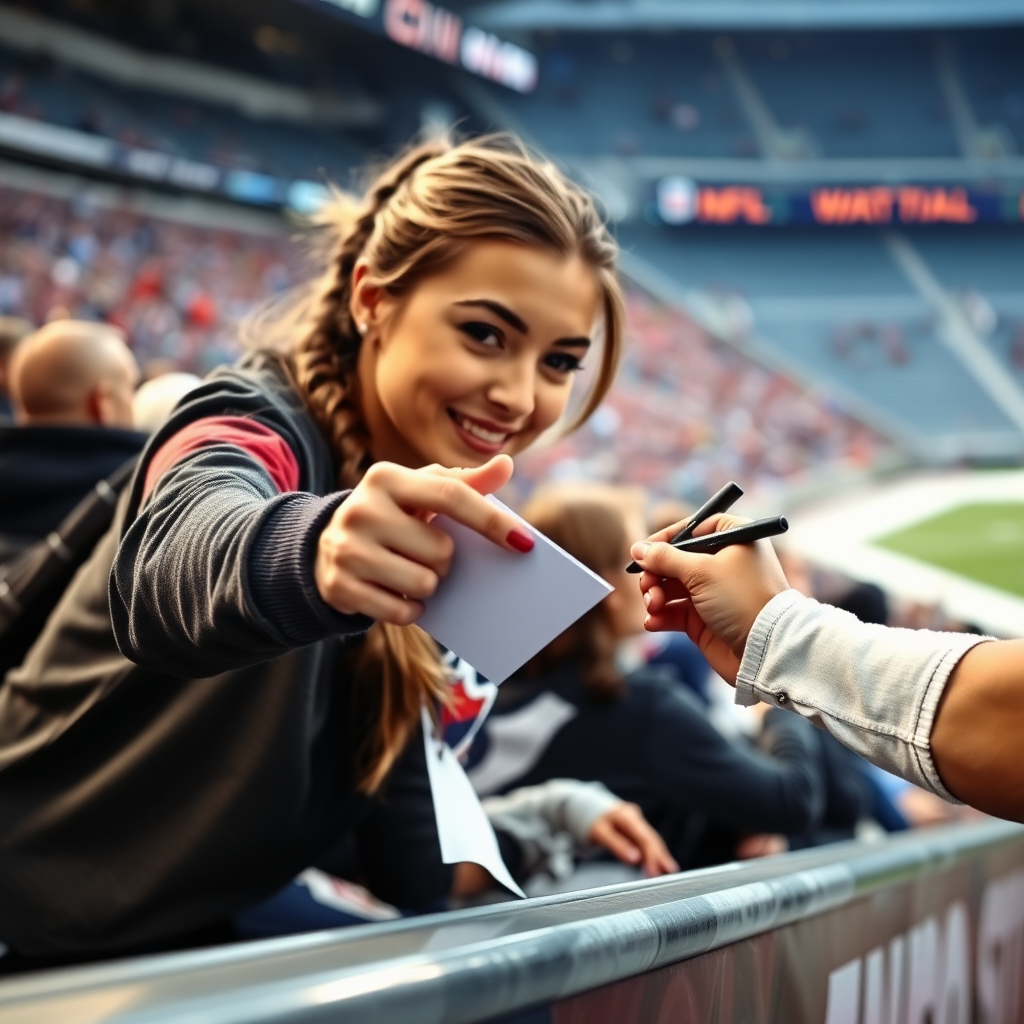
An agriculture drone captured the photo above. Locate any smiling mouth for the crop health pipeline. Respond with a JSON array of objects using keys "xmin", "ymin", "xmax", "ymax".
[{"xmin": 447, "ymin": 409, "xmax": 516, "ymax": 447}]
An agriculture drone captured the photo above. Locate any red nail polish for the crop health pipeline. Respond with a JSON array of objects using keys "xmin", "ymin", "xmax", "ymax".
[{"xmin": 507, "ymin": 528, "xmax": 535, "ymax": 553}]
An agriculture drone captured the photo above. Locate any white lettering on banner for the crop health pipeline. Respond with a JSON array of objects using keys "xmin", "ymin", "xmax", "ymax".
[
  {"xmin": 824, "ymin": 901, "xmax": 971, "ymax": 1024},
  {"xmin": 384, "ymin": 0, "xmax": 461, "ymax": 65},
  {"xmin": 168, "ymin": 158, "xmax": 220, "ymax": 191},
  {"xmin": 978, "ymin": 868, "xmax": 1024, "ymax": 1024},
  {"xmin": 460, "ymin": 26, "xmax": 538, "ymax": 93},
  {"xmin": 825, "ymin": 960, "xmax": 860, "ymax": 1024},
  {"xmin": 124, "ymin": 149, "xmax": 171, "ymax": 180},
  {"xmin": 380, "ymin": 0, "xmax": 535, "ymax": 91}
]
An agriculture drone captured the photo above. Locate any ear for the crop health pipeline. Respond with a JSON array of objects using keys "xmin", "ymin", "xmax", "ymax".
[
  {"xmin": 349, "ymin": 260, "xmax": 387, "ymax": 340},
  {"xmin": 88, "ymin": 381, "xmax": 114, "ymax": 426}
]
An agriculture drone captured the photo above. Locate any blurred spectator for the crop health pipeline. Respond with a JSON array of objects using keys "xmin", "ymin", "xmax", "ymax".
[
  {"xmin": 835, "ymin": 581, "xmax": 889, "ymax": 626},
  {"xmin": 10, "ymin": 320, "xmax": 138, "ymax": 428},
  {"xmin": 0, "ymin": 315, "xmax": 33, "ymax": 420},
  {"xmin": 132, "ymin": 371, "xmax": 202, "ymax": 433},
  {"xmin": 467, "ymin": 495, "xmax": 824, "ymax": 871},
  {"xmin": 0, "ymin": 321, "xmax": 146, "ymax": 559}
]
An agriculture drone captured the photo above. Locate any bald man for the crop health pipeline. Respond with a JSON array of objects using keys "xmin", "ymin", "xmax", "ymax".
[{"xmin": 0, "ymin": 321, "xmax": 147, "ymax": 561}]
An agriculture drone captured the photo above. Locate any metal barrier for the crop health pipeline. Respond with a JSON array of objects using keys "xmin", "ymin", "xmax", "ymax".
[{"xmin": 1, "ymin": 819, "xmax": 1023, "ymax": 1024}]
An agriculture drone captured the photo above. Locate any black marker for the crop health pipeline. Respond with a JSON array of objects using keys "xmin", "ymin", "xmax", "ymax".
[
  {"xmin": 626, "ymin": 515, "xmax": 788, "ymax": 573},
  {"xmin": 624, "ymin": 480, "xmax": 744, "ymax": 574}
]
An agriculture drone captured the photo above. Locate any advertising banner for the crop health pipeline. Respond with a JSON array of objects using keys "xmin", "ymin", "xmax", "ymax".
[
  {"xmin": 299, "ymin": 0, "xmax": 537, "ymax": 93},
  {"xmin": 552, "ymin": 838, "xmax": 1024, "ymax": 1024},
  {"xmin": 655, "ymin": 176, "xmax": 1024, "ymax": 227}
]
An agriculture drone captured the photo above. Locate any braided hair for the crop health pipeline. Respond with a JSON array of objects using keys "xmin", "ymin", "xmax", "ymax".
[{"xmin": 245, "ymin": 134, "xmax": 626, "ymax": 791}]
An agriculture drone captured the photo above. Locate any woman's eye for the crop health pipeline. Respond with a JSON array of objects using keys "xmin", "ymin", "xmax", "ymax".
[
  {"xmin": 460, "ymin": 322, "xmax": 502, "ymax": 347},
  {"xmin": 544, "ymin": 352, "xmax": 583, "ymax": 373}
]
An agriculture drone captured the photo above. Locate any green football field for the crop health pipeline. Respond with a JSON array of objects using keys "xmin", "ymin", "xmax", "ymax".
[{"xmin": 875, "ymin": 502, "xmax": 1024, "ymax": 598}]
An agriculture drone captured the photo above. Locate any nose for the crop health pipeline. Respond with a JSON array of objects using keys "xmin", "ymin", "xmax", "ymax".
[{"xmin": 486, "ymin": 356, "xmax": 536, "ymax": 422}]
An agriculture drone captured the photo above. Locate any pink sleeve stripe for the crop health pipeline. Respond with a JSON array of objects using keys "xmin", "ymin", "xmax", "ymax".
[{"xmin": 143, "ymin": 416, "xmax": 301, "ymax": 499}]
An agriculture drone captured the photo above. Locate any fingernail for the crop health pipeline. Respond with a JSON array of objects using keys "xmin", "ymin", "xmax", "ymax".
[
  {"xmin": 507, "ymin": 529, "xmax": 535, "ymax": 553},
  {"xmin": 643, "ymin": 591, "xmax": 651, "ymax": 609},
  {"xmin": 631, "ymin": 542, "xmax": 650, "ymax": 562}
]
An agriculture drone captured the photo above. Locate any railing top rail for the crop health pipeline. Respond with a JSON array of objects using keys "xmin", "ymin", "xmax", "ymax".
[{"xmin": 1, "ymin": 820, "xmax": 1020, "ymax": 1024}]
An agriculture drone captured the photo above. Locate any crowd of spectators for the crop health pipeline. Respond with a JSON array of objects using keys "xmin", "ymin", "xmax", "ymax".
[
  {"xmin": 518, "ymin": 288, "xmax": 887, "ymax": 505},
  {"xmin": 0, "ymin": 185, "xmax": 295, "ymax": 378}
]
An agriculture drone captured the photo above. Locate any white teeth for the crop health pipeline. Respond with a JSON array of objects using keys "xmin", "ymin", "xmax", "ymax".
[{"xmin": 456, "ymin": 414, "xmax": 507, "ymax": 444}]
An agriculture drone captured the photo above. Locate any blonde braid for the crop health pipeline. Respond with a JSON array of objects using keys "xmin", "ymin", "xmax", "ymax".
[
  {"xmin": 293, "ymin": 143, "xmax": 449, "ymax": 488},
  {"xmin": 290, "ymin": 142, "xmax": 454, "ymax": 792}
]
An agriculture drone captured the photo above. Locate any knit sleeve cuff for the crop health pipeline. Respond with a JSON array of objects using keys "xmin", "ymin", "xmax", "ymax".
[
  {"xmin": 249, "ymin": 490, "xmax": 373, "ymax": 645},
  {"xmin": 735, "ymin": 589, "xmax": 805, "ymax": 706}
]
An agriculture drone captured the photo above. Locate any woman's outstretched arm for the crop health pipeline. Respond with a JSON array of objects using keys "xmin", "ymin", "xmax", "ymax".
[
  {"xmin": 628, "ymin": 516, "xmax": 1024, "ymax": 821},
  {"xmin": 110, "ymin": 423, "xmax": 369, "ymax": 677}
]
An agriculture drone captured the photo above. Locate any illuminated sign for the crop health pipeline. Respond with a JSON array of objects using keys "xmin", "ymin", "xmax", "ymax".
[
  {"xmin": 698, "ymin": 186, "xmax": 772, "ymax": 225},
  {"xmin": 384, "ymin": 0, "xmax": 461, "ymax": 64},
  {"xmin": 657, "ymin": 177, "xmax": 771, "ymax": 225},
  {"xmin": 810, "ymin": 186, "xmax": 977, "ymax": 225},
  {"xmin": 304, "ymin": 0, "xmax": 537, "ymax": 93},
  {"xmin": 654, "ymin": 177, "xmax": 1020, "ymax": 226}
]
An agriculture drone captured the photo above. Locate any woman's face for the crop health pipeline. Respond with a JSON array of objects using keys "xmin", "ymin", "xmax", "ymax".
[{"xmin": 354, "ymin": 241, "xmax": 601, "ymax": 469}]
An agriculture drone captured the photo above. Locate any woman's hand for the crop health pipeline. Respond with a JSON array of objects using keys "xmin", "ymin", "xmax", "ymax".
[
  {"xmin": 630, "ymin": 513, "xmax": 790, "ymax": 684},
  {"xmin": 316, "ymin": 454, "xmax": 532, "ymax": 624},
  {"xmin": 587, "ymin": 802, "xmax": 679, "ymax": 878}
]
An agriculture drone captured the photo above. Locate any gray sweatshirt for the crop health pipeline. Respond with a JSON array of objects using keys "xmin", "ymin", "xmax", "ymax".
[{"xmin": 735, "ymin": 590, "xmax": 990, "ymax": 802}]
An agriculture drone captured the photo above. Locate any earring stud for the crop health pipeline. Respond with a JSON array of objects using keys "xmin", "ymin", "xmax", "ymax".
[{"xmin": 358, "ymin": 322, "xmax": 368, "ymax": 335}]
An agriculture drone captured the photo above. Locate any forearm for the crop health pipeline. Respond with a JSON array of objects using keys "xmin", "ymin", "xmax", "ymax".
[
  {"xmin": 931, "ymin": 639, "xmax": 1024, "ymax": 819},
  {"xmin": 737, "ymin": 591, "xmax": 990, "ymax": 801},
  {"xmin": 110, "ymin": 449, "xmax": 367, "ymax": 675}
]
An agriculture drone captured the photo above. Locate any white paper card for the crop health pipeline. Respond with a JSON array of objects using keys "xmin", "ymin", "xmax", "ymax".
[
  {"xmin": 417, "ymin": 497, "xmax": 614, "ymax": 684},
  {"xmin": 421, "ymin": 706, "xmax": 526, "ymax": 898}
]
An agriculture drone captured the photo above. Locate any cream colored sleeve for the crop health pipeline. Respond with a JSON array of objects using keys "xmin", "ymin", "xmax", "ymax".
[{"xmin": 735, "ymin": 590, "xmax": 991, "ymax": 801}]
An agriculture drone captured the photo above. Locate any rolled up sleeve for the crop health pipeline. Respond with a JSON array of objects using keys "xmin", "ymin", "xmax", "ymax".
[{"xmin": 736, "ymin": 591, "xmax": 991, "ymax": 801}]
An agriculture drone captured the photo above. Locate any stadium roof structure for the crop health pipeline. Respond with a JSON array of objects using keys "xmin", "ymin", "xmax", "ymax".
[{"xmin": 466, "ymin": 0, "xmax": 1024, "ymax": 32}]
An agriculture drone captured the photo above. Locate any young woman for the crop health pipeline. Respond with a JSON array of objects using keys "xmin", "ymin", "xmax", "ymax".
[
  {"xmin": 466, "ymin": 496, "xmax": 826, "ymax": 870},
  {"xmin": 0, "ymin": 136, "xmax": 625, "ymax": 965}
]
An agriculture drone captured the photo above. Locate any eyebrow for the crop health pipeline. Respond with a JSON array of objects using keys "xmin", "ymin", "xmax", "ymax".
[
  {"xmin": 454, "ymin": 299, "xmax": 591, "ymax": 349},
  {"xmin": 455, "ymin": 299, "xmax": 528, "ymax": 334}
]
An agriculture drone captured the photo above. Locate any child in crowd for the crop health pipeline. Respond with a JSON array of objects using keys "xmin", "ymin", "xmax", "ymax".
[
  {"xmin": 465, "ymin": 495, "xmax": 826, "ymax": 871},
  {"xmin": 0, "ymin": 135, "xmax": 627, "ymax": 967}
]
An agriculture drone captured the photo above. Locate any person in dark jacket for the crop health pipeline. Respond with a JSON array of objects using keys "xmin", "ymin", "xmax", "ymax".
[
  {"xmin": 466, "ymin": 496, "xmax": 824, "ymax": 870},
  {"xmin": 0, "ymin": 314, "xmax": 33, "ymax": 421},
  {"xmin": 0, "ymin": 319, "xmax": 146, "ymax": 562},
  {"xmin": 0, "ymin": 136, "xmax": 628, "ymax": 967}
]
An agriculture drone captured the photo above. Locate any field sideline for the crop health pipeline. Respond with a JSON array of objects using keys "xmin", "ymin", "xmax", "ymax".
[{"xmin": 784, "ymin": 470, "xmax": 1024, "ymax": 638}]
